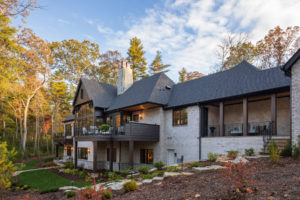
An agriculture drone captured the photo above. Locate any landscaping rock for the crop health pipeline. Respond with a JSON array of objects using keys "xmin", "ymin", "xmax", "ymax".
[
  {"xmin": 59, "ymin": 186, "xmax": 80, "ymax": 191},
  {"xmin": 225, "ymin": 155, "xmax": 248, "ymax": 163},
  {"xmin": 164, "ymin": 172, "xmax": 181, "ymax": 177},
  {"xmin": 153, "ymin": 176, "xmax": 164, "ymax": 181},
  {"xmin": 193, "ymin": 165, "xmax": 225, "ymax": 171},
  {"xmin": 142, "ymin": 179, "xmax": 153, "ymax": 184},
  {"xmin": 90, "ymin": 173, "xmax": 99, "ymax": 178},
  {"xmin": 181, "ymin": 172, "xmax": 193, "ymax": 176},
  {"xmin": 149, "ymin": 168, "xmax": 157, "ymax": 173}
]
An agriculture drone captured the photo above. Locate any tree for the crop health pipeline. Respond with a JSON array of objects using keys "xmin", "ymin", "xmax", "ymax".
[
  {"xmin": 49, "ymin": 39, "xmax": 101, "ymax": 88},
  {"xmin": 98, "ymin": 50, "xmax": 122, "ymax": 85},
  {"xmin": 149, "ymin": 50, "xmax": 170, "ymax": 75},
  {"xmin": 127, "ymin": 37, "xmax": 148, "ymax": 81},
  {"xmin": 257, "ymin": 26, "xmax": 300, "ymax": 69},
  {"xmin": 178, "ymin": 67, "xmax": 187, "ymax": 83},
  {"xmin": 0, "ymin": 142, "xmax": 17, "ymax": 189},
  {"xmin": 17, "ymin": 28, "xmax": 52, "ymax": 156},
  {"xmin": 187, "ymin": 71, "xmax": 204, "ymax": 81},
  {"xmin": 216, "ymin": 33, "xmax": 257, "ymax": 70}
]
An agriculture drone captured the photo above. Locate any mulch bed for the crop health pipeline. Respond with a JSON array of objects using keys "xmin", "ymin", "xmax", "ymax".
[
  {"xmin": 2, "ymin": 189, "xmax": 68, "ymax": 200},
  {"xmin": 112, "ymin": 157, "xmax": 300, "ymax": 200}
]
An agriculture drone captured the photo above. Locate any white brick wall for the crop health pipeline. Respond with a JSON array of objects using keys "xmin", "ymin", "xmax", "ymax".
[{"xmin": 291, "ymin": 59, "xmax": 300, "ymax": 145}]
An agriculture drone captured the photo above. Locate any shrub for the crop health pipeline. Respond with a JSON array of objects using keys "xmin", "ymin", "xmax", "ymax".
[
  {"xmin": 42, "ymin": 161, "xmax": 56, "ymax": 167},
  {"xmin": 79, "ymin": 170, "xmax": 86, "ymax": 178},
  {"xmin": 64, "ymin": 161, "xmax": 74, "ymax": 169},
  {"xmin": 101, "ymin": 188, "xmax": 112, "ymax": 199},
  {"xmin": 244, "ymin": 148, "xmax": 255, "ymax": 156},
  {"xmin": 189, "ymin": 163, "xmax": 203, "ymax": 168},
  {"xmin": 99, "ymin": 124, "xmax": 110, "ymax": 132},
  {"xmin": 227, "ymin": 150, "xmax": 239, "ymax": 160},
  {"xmin": 154, "ymin": 161, "xmax": 165, "ymax": 170},
  {"xmin": 123, "ymin": 181, "xmax": 138, "ymax": 192},
  {"xmin": 64, "ymin": 168, "xmax": 72, "ymax": 174},
  {"xmin": 222, "ymin": 161, "xmax": 257, "ymax": 192},
  {"xmin": 166, "ymin": 166, "xmax": 180, "ymax": 172},
  {"xmin": 120, "ymin": 169, "xmax": 131, "ymax": 177},
  {"xmin": 137, "ymin": 166, "xmax": 149, "ymax": 174},
  {"xmin": 207, "ymin": 152, "xmax": 218, "ymax": 162},
  {"xmin": 71, "ymin": 169, "xmax": 79, "ymax": 176},
  {"xmin": 280, "ymin": 140, "xmax": 292, "ymax": 157},
  {"xmin": 268, "ymin": 140, "xmax": 280, "ymax": 164},
  {"xmin": 66, "ymin": 190, "xmax": 76, "ymax": 198},
  {"xmin": 141, "ymin": 174, "xmax": 155, "ymax": 180}
]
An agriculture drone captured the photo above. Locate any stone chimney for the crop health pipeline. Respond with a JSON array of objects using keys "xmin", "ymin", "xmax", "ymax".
[{"xmin": 117, "ymin": 59, "xmax": 133, "ymax": 95}]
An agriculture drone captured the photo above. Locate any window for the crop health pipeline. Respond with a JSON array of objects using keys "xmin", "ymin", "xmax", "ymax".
[
  {"xmin": 74, "ymin": 102, "xmax": 94, "ymax": 136},
  {"xmin": 115, "ymin": 115, "xmax": 120, "ymax": 128},
  {"xmin": 107, "ymin": 148, "xmax": 117, "ymax": 162},
  {"xmin": 173, "ymin": 109, "xmax": 188, "ymax": 126},
  {"xmin": 80, "ymin": 89, "xmax": 83, "ymax": 99},
  {"xmin": 65, "ymin": 124, "xmax": 72, "ymax": 136},
  {"xmin": 140, "ymin": 149, "xmax": 153, "ymax": 164},
  {"xmin": 67, "ymin": 146, "xmax": 72, "ymax": 156},
  {"xmin": 78, "ymin": 148, "xmax": 88, "ymax": 160}
]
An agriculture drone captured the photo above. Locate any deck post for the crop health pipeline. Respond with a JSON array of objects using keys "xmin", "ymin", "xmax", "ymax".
[
  {"xmin": 243, "ymin": 98, "xmax": 248, "ymax": 136},
  {"xmin": 129, "ymin": 140, "xmax": 134, "ymax": 169},
  {"xmin": 93, "ymin": 141, "xmax": 97, "ymax": 171},
  {"xmin": 271, "ymin": 94, "xmax": 277, "ymax": 136},
  {"xmin": 109, "ymin": 140, "xmax": 114, "ymax": 171},
  {"xmin": 74, "ymin": 140, "xmax": 78, "ymax": 168},
  {"xmin": 219, "ymin": 102, "xmax": 224, "ymax": 136},
  {"xmin": 55, "ymin": 144, "xmax": 59, "ymax": 158}
]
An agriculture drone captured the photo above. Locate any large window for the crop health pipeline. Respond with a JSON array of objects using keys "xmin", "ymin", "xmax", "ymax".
[
  {"xmin": 173, "ymin": 108, "xmax": 188, "ymax": 126},
  {"xmin": 65, "ymin": 124, "xmax": 72, "ymax": 136},
  {"xmin": 78, "ymin": 148, "xmax": 88, "ymax": 160},
  {"xmin": 140, "ymin": 149, "xmax": 153, "ymax": 164},
  {"xmin": 74, "ymin": 102, "xmax": 94, "ymax": 136},
  {"xmin": 106, "ymin": 148, "xmax": 117, "ymax": 162}
]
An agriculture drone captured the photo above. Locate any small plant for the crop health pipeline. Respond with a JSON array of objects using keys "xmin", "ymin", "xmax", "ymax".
[
  {"xmin": 99, "ymin": 124, "xmax": 110, "ymax": 132},
  {"xmin": 280, "ymin": 140, "xmax": 292, "ymax": 157},
  {"xmin": 64, "ymin": 161, "xmax": 74, "ymax": 169},
  {"xmin": 207, "ymin": 152, "xmax": 218, "ymax": 162},
  {"xmin": 141, "ymin": 174, "xmax": 155, "ymax": 179},
  {"xmin": 64, "ymin": 168, "xmax": 72, "ymax": 174},
  {"xmin": 66, "ymin": 190, "xmax": 76, "ymax": 198},
  {"xmin": 154, "ymin": 161, "xmax": 165, "ymax": 170},
  {"xmin": 166, "ymin": 166, "xmax": 180, "ymax": 172},
  {"xmin": 227, "ymin": 150, "xmax": 239, "ymax": 160},
  {"xmin": 268, "ymin": 140, "xmax": 280, "ymax": 164},
  {"xmin": 137, "ymin": 166, "xmax": 149, "ymax": 174},
  {"xmin": 78, "ymin": 178, "xmax": 105, "ymax": 200},
  {"xmin": 222, "ymin": 161, "xmax": 257, "ymax": 193},
  {"xmin": 245, "ymin": 148, "xmax": 255, "ymax": 156},
  {"xmin": 71, "ymin": 169, "xmax": 80, "ymax": 176},
  {"xmin": 79, "ymin": 170, "xmax": 86, "ymax": 178},
  {"xmin": 101, "ymin": 188, "xmax": 112, "ymax": 199},
  {"xmin": 120, "ymin": 169, "xmax": 131, "ymax": 177},
  {"xmin": 189, "ymin": 162, "xmax": 203, "ymax": 168},
  {"xmin": 123, "ymin": 181, "xmax": 138, "ymax": 192}
]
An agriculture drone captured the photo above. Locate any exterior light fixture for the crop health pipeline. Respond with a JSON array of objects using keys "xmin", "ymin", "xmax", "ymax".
[{"xmin": 88, "ymin": 148, "xmax": 91, "ymax": 154}]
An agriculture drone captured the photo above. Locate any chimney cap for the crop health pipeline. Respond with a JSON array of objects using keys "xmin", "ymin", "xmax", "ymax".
[{"xmin": 121, "ymin": 59, "xmax": 130, "ymax": 68}]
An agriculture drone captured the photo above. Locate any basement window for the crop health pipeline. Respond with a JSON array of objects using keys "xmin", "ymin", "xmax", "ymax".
[
  {"xmin": 173, "ymin": 108, "xmax": 188, "ymax": 126},
  {"xmin": 78, "ymin": 148, "xmax": 88, "ymax": 160},
  {"xmin": 140, "ymin": 149, "xmax": 153, "ymax": 164}
]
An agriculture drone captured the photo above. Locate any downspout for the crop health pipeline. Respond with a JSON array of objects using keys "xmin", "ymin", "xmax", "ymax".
[{"xmin": 198, "ymin": 104, "xmax": 202, "ymax": 161}]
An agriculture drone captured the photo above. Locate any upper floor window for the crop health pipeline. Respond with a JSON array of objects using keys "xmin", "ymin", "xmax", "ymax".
[
  {"xmin": 80, "ymin": 89, "xmax": 83, "ymax": 99},
  {"xmin": 173, "ymin": 108, "xmax": 188, "ymax": 126}
]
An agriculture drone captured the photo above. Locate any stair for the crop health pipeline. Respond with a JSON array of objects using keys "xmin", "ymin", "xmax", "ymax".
[{"xmin": 260, "ymin": 137, "xmax": 290, "ymax": 154}]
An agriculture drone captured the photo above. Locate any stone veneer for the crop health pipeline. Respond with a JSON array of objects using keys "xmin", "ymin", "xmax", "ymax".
[{"xmin": 291, "ymin": 59, "xmax": 300, "ymax": 146}]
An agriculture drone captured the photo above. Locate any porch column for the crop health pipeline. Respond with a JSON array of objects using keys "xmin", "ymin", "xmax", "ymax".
[
  {"xmin": 243, "ymin": 98, "xmax": 248, "ymax": 136},
  {"xmin": 129, "ymin": 140, "xmax": 134, "ymax": 169},
  {"xmin": 74, "ymin": 141, "xmax": 78, "ymax": 168},
  {"xmin": 93, "ymin": 141, "xmax": 98, "ymax": 171},
  {"xmin": 109, "ymin": 140, "xmax": 114, "ymax": 171},
  {"xmin": 55, "ymin": 144, "xmax": 59, "ymax": 158},
  {"xmin": 219, "ymin": 102, "xmax": 224, "ymax": 136},
  {"xmin": 271, "ymin": 94, "xmax": 277, "ymax": 135}
]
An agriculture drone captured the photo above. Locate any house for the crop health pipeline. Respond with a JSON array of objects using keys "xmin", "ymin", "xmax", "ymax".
[{"xmin": 55, "ymin": 51, "xmax": 299, "ymax": 171}]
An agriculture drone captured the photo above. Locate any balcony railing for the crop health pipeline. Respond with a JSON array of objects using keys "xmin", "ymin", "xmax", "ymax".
[
  {"xmin": 206, "ymin": 121, "xmax": 272, "ymax": 137},
  {"xmin": 76, "ymin": 122, "xmax": 160, "ymax": 141}
]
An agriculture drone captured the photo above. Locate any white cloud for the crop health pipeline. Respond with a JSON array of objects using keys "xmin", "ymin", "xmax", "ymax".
[
  {"xmin": 57, "ymin": 19, "xmax": 70, "ymax": 24},
  {"xmin": 96, "ymin": 0, "xmax": 300, "ymax": 81}
]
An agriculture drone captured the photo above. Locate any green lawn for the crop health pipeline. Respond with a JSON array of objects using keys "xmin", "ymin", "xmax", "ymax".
[
  {"xmin": 18, "ymin": 169, "xmax": 89, "ymax": 193},
  {"xmin": 16, "ymin": 157, "xmax": 54, "ymax": 170}
]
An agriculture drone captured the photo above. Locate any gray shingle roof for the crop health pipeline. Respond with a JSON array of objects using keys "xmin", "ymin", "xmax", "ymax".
[
  {"xmin": 81, "ymin": 78, "xmax": 117, "ymax": 108},
  {"xmin": 166, "ymin": 61, "xmax": 291, "ymax": 108},
  {"xmin": 63, "ymin": 114, "xmax": 75, "ymax": 122},
  {"xmin": 107, "ymin": 73, "xmax": 175, "ymax": 111}
]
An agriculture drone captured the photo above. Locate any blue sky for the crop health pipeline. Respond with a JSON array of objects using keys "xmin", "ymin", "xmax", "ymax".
[{"xmin": 24, "ymin": 0, "xmax": 300, "ymax": 81}]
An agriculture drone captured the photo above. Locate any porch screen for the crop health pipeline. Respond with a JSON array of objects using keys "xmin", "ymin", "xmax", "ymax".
[
  {"xmin": 107, "ymin": 148, "xmax": 117, "ymax": 162},
  {"xmin": 140, "ymin": 149, "xmax": 153, "ymax": 164}
]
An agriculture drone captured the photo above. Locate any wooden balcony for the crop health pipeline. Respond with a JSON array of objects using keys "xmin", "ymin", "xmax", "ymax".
[
  {"xmin": 76, "ymin": 122, "xmax": 160, "ymax": 142},
  {"xmin": 54, "ymin": 134, "xmax": 73, "ymax": 145}
]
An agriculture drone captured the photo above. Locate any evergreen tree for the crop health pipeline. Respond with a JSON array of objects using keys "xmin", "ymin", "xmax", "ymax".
[
  {"xmin": 149, "ymin": 50, "xmax": 170, "ymax": 75},
  {"xmin": 127, "ymin": 37, "xmax": 148, "ymax": 81},
  {"xmin": 178, "ymin": 67, "xmax": 187, "ymax": 83}
]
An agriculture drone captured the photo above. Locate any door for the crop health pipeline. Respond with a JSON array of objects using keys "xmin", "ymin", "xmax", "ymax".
[{"xmin": 167, "ymin": 150, "xmax": 175, "ymax": 166}]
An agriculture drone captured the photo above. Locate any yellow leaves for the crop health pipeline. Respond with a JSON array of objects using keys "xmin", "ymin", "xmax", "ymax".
[{"xmin": 0, "ymin": 142, "xmax": 17, "ymax": 189}]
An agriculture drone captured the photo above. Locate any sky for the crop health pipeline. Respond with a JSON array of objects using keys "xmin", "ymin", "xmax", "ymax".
[{"xmin": 24, "ymin": 0, "xmax": 300, "ymax": 82}]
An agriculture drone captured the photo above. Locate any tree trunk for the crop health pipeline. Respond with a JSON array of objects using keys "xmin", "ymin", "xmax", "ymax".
[
  {"xmin": 34, "ymin": 108, "xmax": 39, "ymax": 155},
  {"xmin": 51, "ymin": 113, "xmax": 54, "ymax": 154},
  {"xmin": 22, "ymin": 99, "xmax": 30, "ymax": 157}
]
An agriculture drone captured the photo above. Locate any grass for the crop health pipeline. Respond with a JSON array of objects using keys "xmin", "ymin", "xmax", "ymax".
[
  {"xmin": 18, "ymin": 169, "xmax": 89, "ymax": 193},
  {"xmin": 16, "ymin": 157, "xmax": 55, "ymax": 170}
]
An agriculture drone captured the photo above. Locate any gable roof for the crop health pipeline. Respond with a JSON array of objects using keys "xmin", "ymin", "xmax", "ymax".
[
  {"xmin": 73, "ymin": 78, "xmax": 117, "ymax": 109},
  {"xmin": 63, "ymin": 114, "xmax": 75, "ymax": 122},
  {"xmin": 282, "ymin": 48, "xmax": 300, "ymax": 76},
  {"xmin": 107, "ymin": 73, "xmax": 175, "ymax": 111},
  {"xmin": 166, "ymin": 61, "xmax": 290, "ymax": 108}
]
